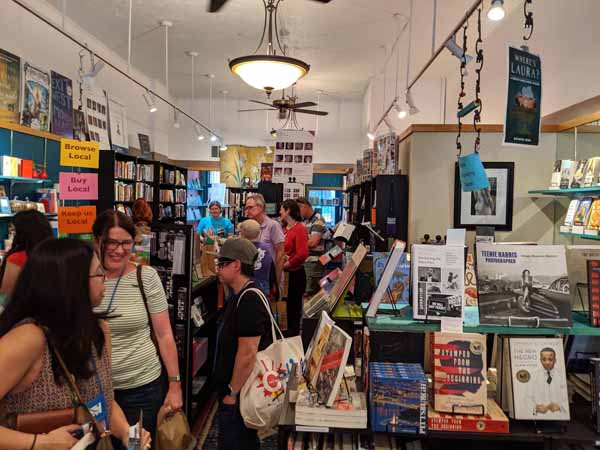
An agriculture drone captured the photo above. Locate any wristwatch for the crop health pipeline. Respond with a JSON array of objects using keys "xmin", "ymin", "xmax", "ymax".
[
  {"xmin": 227, "ymin": 384, "xmax": 239, "ymax": 397},
  {"xmin": 168, "ymin": 375, "xmax": 181, "ymax": 383}
]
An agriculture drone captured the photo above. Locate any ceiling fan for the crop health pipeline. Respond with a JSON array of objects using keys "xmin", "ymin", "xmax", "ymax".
[
  {"xmin": 208, "ymin": 0, "xmax": 332, "ymax": 13},
  {"xmin": 238, "ymin": 95, "xmax": 328, "ymax": 119}
]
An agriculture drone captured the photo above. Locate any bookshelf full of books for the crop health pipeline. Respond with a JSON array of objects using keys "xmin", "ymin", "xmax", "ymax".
[{"xmin": 157, "ymin": 162, "xmax": 187, "ymax": 223}]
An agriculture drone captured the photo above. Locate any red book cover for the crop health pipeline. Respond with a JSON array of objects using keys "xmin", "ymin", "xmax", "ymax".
[
  {"xmin": 587, "ymin": 260, "xmax": 600, "ymax": 327},
  {"xmin": 428, "ymin": 399, "xmax": 509, "ymax": 433}
]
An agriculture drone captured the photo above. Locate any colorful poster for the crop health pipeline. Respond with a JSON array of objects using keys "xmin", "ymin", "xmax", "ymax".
[
  {"xmin": 219, "ymin": 145, "xmax": 273, "ymax": 188},
  {"xmin": 60, "ymin": 138, "xmax": 100, "ymax": 169},
  {"xmin": 50, "ymin": 71, "xmax": 73, "ymax": 138},
  {"xmin": 272, "ymin": 129, "xmax": 314, "ymax": 184},
  {"xmin": 21, "ymin": 62, "xmax": 50, "ymax": 131},
  {"xmin": 0, "ymin": 49, "xmax": 21, "ymax": 123},
  {"xmin": 503, "ymin": 46, "xmax": 542, "ymax": 147},
  {"xmin": 59, "ymin": 172, "xmax": 98, "ymax": 200}
]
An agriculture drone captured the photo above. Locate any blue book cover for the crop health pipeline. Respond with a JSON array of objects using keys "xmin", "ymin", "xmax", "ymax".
[
  {"xmin": 372, "ymin": 252, "xmax": 410, "ymax": 305},
  {"xmin": 50, "ymin": 71, "xmax": 73, "ymax": 138}
]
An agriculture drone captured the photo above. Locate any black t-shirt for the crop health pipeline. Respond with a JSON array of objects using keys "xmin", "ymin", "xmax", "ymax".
[{"xmin": 213, "ymin": 282, "xmax": 273, "ymax": 396}]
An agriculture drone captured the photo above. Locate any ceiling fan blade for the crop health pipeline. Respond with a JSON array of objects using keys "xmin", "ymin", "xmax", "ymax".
[
  {"xmin": 293, "ymin": 109, "xmax": 329, "ymax": 116},
  {"xmin": 310, "ymin": 0, "xmax": 333, "ymax": 3},
  {"xmin": 290, "ymin": 102, "xmax": 317, "ymax": 108},
  {"xmin": 249, "ymin": 100, "xmax": 275, "ymax": 107},
  {"xmin": 208, "ymin": 0, "xmax": 229, "ymax": 12},
  {"xmin": 238, "ymin": 108, "xmax": 276, "ymax": 112}
]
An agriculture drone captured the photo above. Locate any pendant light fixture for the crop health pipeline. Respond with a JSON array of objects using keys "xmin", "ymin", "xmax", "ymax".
[{"xmin": 229, "ymin": 0, "xmax": 310, "ymax": 97}]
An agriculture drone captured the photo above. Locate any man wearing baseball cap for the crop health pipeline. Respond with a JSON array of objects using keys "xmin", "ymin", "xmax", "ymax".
[{"xmin": 213, "ymin": 238, "xmax": 273, "ymax": 450}]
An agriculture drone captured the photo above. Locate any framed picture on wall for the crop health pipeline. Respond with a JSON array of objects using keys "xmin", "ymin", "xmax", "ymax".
[{"xmin": 453, "ymin": 161, "xmax": 515, "ymax": 231}]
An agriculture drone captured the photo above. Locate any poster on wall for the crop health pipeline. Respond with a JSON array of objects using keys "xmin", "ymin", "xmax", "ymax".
[
  {"xmin": 220, "ymin": 145, "xmax": 273, "ymax": 188},
  {"xmin": 503, "ymin": 45, "xmax": 542, "ymax": 147},
  {"xmin": 84, "ymin": 89, "xmax": 110, "ymax": 149},
  {"xmin": 283, "ymin": 182, "xmax": 304, "ymax": 201},
  {"xmin": 107, "ymin": 97, "xmax": 128, "ymax": 152},
  {"xmin": 50, "ymin": 71, "xmax": 73, "ymax": 139},
  {"xmin": 21, "ymin": 62, "xmax": 50, "ymax": 131},
  {"xmin": 0, "ymin": 48, "xmax": 21, "ymax": 123},
  {"xmin": 272, "ymin": 129, "xmax": 314, "ymax": 184}
]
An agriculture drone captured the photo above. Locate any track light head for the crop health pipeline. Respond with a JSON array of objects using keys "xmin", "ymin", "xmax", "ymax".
[
  {"xmin": 220, "ymin": 144, "xmax": 228, "ymax": 151},
  {"xmin": 487, "ymin": 0, "xmax": 506, "ymax": 21},
  {"xmin": 194, "ymin": 124, "xmax": 205, "ymax": 141},
  {"xmin": 143, "ymin": 91, "xmax": 157, "ymax": 113},
  {"xmin": 210, "ymin": 134, "xmax": 218, "ymax": 142},
  {"xmin": 445, "ymin": 37, "xmax": 473, "ymax": 65},
  {"xmin": 270, "ymin": 128, "xmax": 277, "ymax": 138},
  {"xmin": 367, "ymin": 131, "xmax": 375, "ymax": 141},
  {"xmin": 406, "ymin": 90, "xmax": 420, "ymax": 116}
]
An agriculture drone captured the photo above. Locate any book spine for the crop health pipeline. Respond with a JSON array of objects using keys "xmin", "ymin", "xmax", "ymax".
[
  {"xmin": 428, "ymin": 416, "xmax": 508, "ymax": 433},
  {"xmin": 592, "ymin": 360, "xmax": 600, "ymax": 432}
]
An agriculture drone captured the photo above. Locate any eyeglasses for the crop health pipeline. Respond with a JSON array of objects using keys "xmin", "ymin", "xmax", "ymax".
[
  {"xmin": 244, "ymin": 204, "xmax": 258, "ymax": 211},
  {"xmin": 104, "ymin": 239, "xmax": 134, "ymax": 252},
  {"xmin": 216, "ymin": 258, "xmax": 235, "ymax": 269}
]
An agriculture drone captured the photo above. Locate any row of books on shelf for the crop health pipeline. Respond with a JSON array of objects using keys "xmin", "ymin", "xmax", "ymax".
[
  {"xmin": 187, "ymin": 177, "xmax": 202, "ymax": 190},
  {"xmin": 114, "ymin": 181, "xmax": 134, "ymax": 202},
  {"xmin": 159, "ymin": 189, "xmax": 186, "ymax": 203},
  {"xmin": 348, "ymin": 133, "xmax": 399, "ymax": 185},
  {"xmin": 0, "ymin": 155, "xmax": 35, "ymax": 178},
  {"xmin": 160, "ymin": 167, "xmax": 186, "ymax": 186},
  {"xmin": 308, "ymin": 196, "xmax": 340, "ymax": 207},
  {"xmin": 114, "ymin": 161, "xmax": 155, "ymax": 182},
  {"xmin": 159, "ymin": 203, "xmax": 185, "ymax": 220},
  {"xmin": 551, "ymin": 158, "xmax": 600, "ymax": 190},
  {"xmin": 561, "ymin": 197, "xmax": 600, "ymax": 235},
  {"xmin": 135, "ymin": 183, "xmax": 153, "ymax": 201},
  {"xmin": 285, "ymin": 432, "xmax": 425, "ymax": 450}
]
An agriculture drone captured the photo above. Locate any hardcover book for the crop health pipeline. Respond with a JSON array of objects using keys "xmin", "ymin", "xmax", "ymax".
[
  {"xmin": 566, "ymin": 246, "xmax": 600, "ymax": 312},
  {"xmin": 372, "ymin": 249, "xmax": 410, "ymax": 306},
  {"xmin": 411, "ymin": 244, "xmax": 465, "ymax": 321},
  {"xmin": 559, "ymin": 160, "xmax": 574, "ymax": 189},
  {"xmin": 507, "ymin": 337, "xmax": 570, "ymax": 421},
  {"xmin": 0, "ymin": 48, "xmax": 21, "ymax": 123},
  {"xmin": 584, "ymin": 157, "xmax": 600, "ymax": 187},
  {"xmin": 21, "ymin": 62, "xmax": 50, "ymax": 131},
  {"xmin": 369, "ymin": 362, "xmax": 427, "ymax": 434},
  {"xmin": 367, "ymin": 241, "xmax": 408, "ymax": 317},
  {"xmin": 587, "ymin": 260, "xmax": 600, "ymax": 326},
  {"xmin": 432, "ymin": 332, "xmax": 487, "ymax": 414},
  {"xmin": 50, "ymin": 71, "xmax": 73, "ymax": 138},
  {"xmin": 570, "ymin": 159, "xmax": 588, "ymax": 188},
  {"xmin": 549, "ymin": 160, "xmax": 562, "ymax": 189},
  {"xmin": 304, "ymin": 310, "xmax": 335, "ymax": 388},
  {"xmin": 314, "ymin": 324, "xmax": 352, "ymax": 407},
  {"xmin": 564, "ymin": 199, "xmax": 581, "ymax": 227},
  {"xmin": 427, "ymin": 399, "xmax": 508, "ymax": 433},
  {"xmin": 476, "ymin": 243, "xmax": 571, "ymax": 328},
  {"xmin": 586, "ymin": 199, "xmax": 600, "ymax": 231}
]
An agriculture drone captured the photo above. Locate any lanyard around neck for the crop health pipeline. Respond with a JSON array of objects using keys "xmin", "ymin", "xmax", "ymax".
[{"xmin": 104, "ymin": 266, "xmax": 126, "ymax": 314}]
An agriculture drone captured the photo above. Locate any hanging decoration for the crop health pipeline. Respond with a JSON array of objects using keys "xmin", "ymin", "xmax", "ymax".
[
  {"xmin": 457, "ymin": 10, "xmax": 489, "ymax": 193},
  {"xmin": 503, "ymin": 0, "xmax": 542, "ymax": 147}
]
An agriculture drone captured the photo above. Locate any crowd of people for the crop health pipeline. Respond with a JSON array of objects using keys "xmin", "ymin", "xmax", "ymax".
[{"xmin": 0, "ymin": 194, "xmax": 338, "ymax": 450}]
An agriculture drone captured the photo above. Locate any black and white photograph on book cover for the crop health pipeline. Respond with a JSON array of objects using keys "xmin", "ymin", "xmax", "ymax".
[
  {"xmin": 454, "ymin": 162, "xmax": 514, "ymax": 231},
  {"xmin": 476, "ymin": 243, "xmax": 572, "ymax": 328}
]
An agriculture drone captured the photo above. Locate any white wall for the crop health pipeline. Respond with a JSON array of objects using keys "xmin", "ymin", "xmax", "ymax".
[
  {"xmin": 1, "ymin": 0, "xmax": 174, "ymax": 155},
  {"xmin": 406, "ymin": 131, "xmax": 560, "ymax": 248},
  {"xmin": 168, "ymin": 96, "xmax": 364, "ymax": 164}
]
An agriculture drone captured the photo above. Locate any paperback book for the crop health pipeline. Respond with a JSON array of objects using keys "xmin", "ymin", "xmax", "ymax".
[
  {"xmin": 584, "ymin": 157, "xmax": 600, "ymax": 187},
  {"xmin": 559, "ymin": 160, "xmax": 574, "ymax": 189},
  {"xmin": 313, "ymin": 324, "xmax": 352, "ymax": 407},
  {"xmin": 587, "ymin": 260, "xmax": 600, "ymax": 326},
  {"xmin": 304, "ymin": 311, "xmax": 335, "ymax": 388},
  {"xmin": 573, "ymin": 197, "xmax": 593, "ymax": 227},
  {"xmin": 366, "ymin": 241, "xmax": 407, "ymax": 317},
  {"xmin": 586, "ymin": 199, "xmax": 600, "ymax": 232},
  {"xmin": 21, "ymin": 62, "xmax": 50, "ymax": 131},
  {"xmin": 411, "ymin": 244, "xmax": 465, "ymax": 321},
  {"xmin": 507, "ymin": 337, "xmax": 570, "ymax": 421},
  {"xmin": 0, "ymin": 48, "xmax": 21, "ymax": 123},
  {"xmin": 476, "ymin": 243, "xmax": 571, "ymax": 328},
  {"xmin": 50, "ymin": 71, "xmax": 73, "ymax": 138},
  {"xmin": 427, "ymin": 399, "xmax": 508, "ymax": 433},
  {"xmin": 570, "ymin": 159, "xmax": 588, "ymax": 188},
  {"xmin": 562, "ymin": 199, "xmax": 580, "ymax": 230},
  {"xmin": 566, "ymin": 246, "xmax": 600, "ymax": 312},
  {"xmin": 372, "ymin": 249, "xmax": 410, "ymax": 305},
  {"xmin": 432, "ymin": 332, "xmax": 487, "ymax": 414}
]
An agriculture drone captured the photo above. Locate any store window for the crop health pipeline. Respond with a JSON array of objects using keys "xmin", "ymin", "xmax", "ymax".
[{"xmin": 307, "ymin": 189, "xmax": 342, "ymax": 226}]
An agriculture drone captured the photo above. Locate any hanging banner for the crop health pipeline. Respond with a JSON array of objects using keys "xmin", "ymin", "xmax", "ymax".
[
  {"xmin": 58, "ymin": 172, "xmax": 98, "ymax": 200},
  {"xmin": 60, "ymin": 138, "xmax": 100, "ymax": 169},
  {"xmin": 272, "ymin": 129, "xmax": 314, "ymax": 184},
  {"xmin": 503, "ymin": 45, "xmax": 542, "ymax": 147},
  {"xmin": 458, "ymin": 153, "xmax": 489, "ymax": 192},
  {"xmin": 58, "ymin": 205, "xmax": 96, "ymax": 234}
]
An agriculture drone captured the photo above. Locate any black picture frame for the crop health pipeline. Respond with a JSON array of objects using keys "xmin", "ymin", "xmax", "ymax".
[{"xmin": 453, "ymin": 161, "xmax": 515, "ymax": 231}]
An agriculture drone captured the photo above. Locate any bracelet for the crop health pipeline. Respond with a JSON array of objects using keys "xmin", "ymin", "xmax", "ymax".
[{"xmin": 29, "ymin": 434, "xmax": 37, "ymax": 450}]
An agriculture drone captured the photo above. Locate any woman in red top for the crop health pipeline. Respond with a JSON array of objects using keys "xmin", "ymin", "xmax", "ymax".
[
  {"xmin": 280, "ymin": 199, "xmax": 308, "ymax": 336},
  {"xmin": 0, "ymin": 210, "xmax": 53, "ymax": 299}
]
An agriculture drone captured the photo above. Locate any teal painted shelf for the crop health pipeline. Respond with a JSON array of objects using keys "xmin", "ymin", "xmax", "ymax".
[
  {"xmin": 528, "ymin": 187, "xmax": 600, "ymax": 196},
  {"xmin": 560, "ymin": 231, "xmax": 600, "ymax": 241},
  {"xmin": 366, "ymin": 310, "xmax": 600, "ymax": 336},
  {"xmin": 0, "ymin": 176, "xmax": 51, "ymax": 183}
]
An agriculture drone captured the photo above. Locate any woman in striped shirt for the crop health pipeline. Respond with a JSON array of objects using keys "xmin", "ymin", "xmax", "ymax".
[{"xmin": 92, "ymin": 211, "xmax": 182, "ymax": 437}]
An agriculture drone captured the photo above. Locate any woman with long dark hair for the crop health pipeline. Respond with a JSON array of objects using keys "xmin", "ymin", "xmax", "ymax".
[
  {"xmin": 279, "ymin": 199, "xmax": 308, "ymax": 336},
  {"xmin": 0, "ymin": 210, "xmax": 53, "ymax": 298},
  {"xmin": 0, "ymin": 238, "xmax": 147, "ymax": 449},
  {"xmin": 92, "ymin": 210, "xmax": 182, "ymax": 437}
]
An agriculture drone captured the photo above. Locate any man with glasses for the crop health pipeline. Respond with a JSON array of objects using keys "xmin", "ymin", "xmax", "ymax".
[
  {"xmin": 213, "ymin": 238, "xmax": 272, "ymax": 450},
  {"xmin": 244, "ymin": 193, "xmax": 285, "ymax": 288}
]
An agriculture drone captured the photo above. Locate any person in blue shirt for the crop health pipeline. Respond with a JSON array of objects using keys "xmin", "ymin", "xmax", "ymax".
[{"xmin": 197, "ymin": 201, "xmax": 234, "ymax": 238}]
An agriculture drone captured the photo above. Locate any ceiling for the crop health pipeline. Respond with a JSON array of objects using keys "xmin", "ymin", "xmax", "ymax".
[{"xmin": 47, "ymin": 0, "xmax": 416, "ymax": 100}]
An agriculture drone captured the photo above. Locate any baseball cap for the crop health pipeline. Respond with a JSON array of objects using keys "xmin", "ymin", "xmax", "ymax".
[{"xmin": 217, "ymin": 237, "xmax": 258, "ymax": 266}]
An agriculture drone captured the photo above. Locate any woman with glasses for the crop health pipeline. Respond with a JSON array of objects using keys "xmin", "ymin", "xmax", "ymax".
[{"xmin": 92, "ymin": 210, "xmax": 182, "ymax": 438}]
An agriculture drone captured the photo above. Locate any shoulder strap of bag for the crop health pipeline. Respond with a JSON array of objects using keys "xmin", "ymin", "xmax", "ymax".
[
  {"xmin": 42, "ymin": 328, "xmax": 109, "ymax": 438},
  {"xmin": 237, "ymin": 287, "xmax": 284, "ymax": 342},
  {"xmin": 137, "ymin": 265, "xmax": 156, "ymax": 338}
]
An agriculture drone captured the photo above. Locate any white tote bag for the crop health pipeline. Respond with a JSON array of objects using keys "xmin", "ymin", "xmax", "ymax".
[{"xmin": 238, "ymin": 288, "xmax": 304, "ymax": 433}]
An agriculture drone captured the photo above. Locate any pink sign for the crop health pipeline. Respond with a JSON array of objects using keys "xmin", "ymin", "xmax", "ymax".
[{"xmin": 59, "ymin": 172, "xmax": 98, "ymax": 200}]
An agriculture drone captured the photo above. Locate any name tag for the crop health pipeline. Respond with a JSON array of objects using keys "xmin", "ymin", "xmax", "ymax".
[{"xmin": 86, "ymin": 393, "xmax": 108, "ymax": 429}]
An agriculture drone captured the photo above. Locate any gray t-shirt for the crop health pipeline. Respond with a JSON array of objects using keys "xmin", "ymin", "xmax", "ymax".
[{"xmin": 258, "ymin": 216, "xmax": 285, "ymax": 260}]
